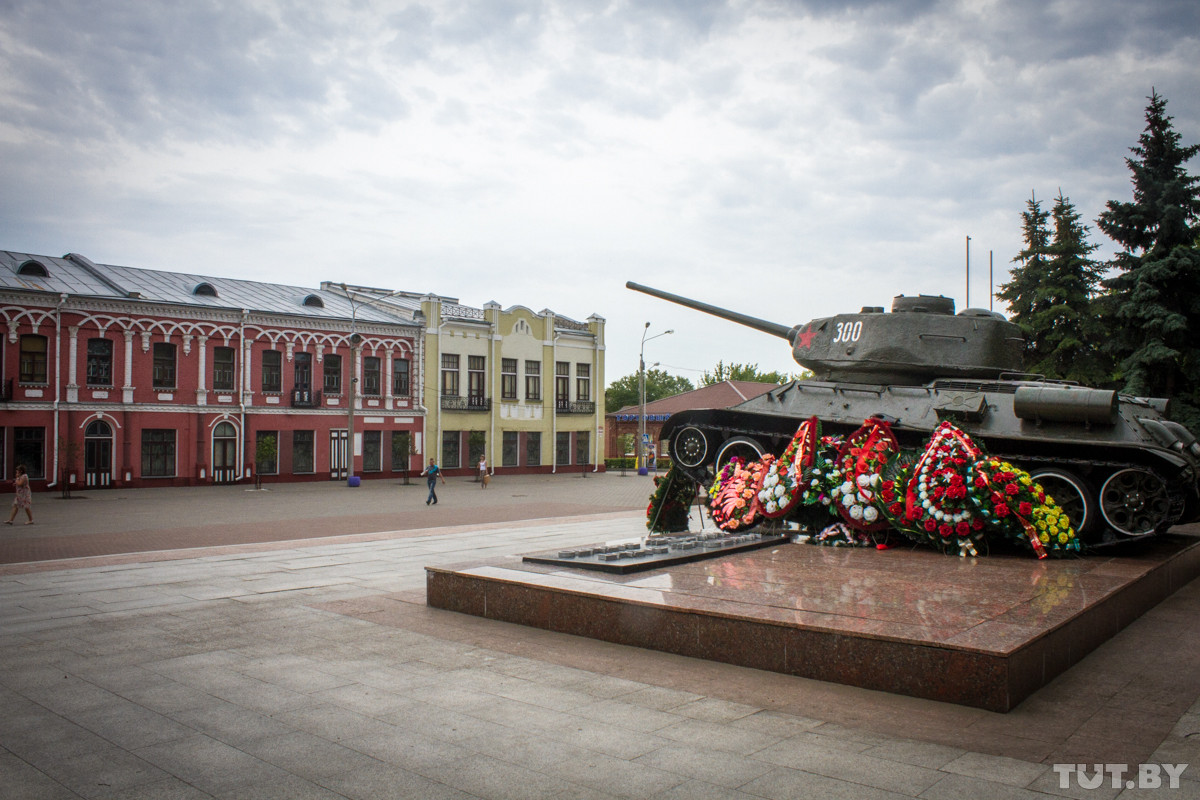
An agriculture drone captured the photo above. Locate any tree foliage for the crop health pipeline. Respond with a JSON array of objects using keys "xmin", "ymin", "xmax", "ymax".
[
  {"xmin": 605, "ymin": 369, "xmax": 695, "ymax": 413},
  {"xmin": 997, "ymin": 193, "xmax": 1053, "ymax": 362},
  {"xmin": 999, "ymin": 191, "xmax": 1107, "ymax": 384},
  {"xmin": 1097, "ymin": 90, "xmax": 1200, "ymax": 427},
  {"xmin": 699, "ymin": 360, "xmax": 799, "ymax": 386}
]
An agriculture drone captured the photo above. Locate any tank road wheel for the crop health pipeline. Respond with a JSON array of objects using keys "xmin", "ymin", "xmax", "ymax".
[
  {"xmin": 671, "ymin": 426, "xmax": 710, "ymax": 469},
  {"xmin": 714, "ymin": 437, "xmax": 766, "ymax": 474},
  {"xmin": 1030, "ymin": 469, "xmax": 1096, "ymax": 538},
  {"xmin": 1099, "ymin": 468, "xmax": 1172, "ymax": 536}
]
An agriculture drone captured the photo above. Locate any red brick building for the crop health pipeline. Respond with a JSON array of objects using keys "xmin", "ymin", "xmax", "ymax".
[
  {"xmin": 605, "ymin": 380, "xmax": 780, "ymax": 463},
  {"xmin": 2, "ymin": 251, "xmax": 423, "ymax": 489}
]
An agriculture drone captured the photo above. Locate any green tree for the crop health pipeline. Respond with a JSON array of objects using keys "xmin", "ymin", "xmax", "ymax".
[
  {"xmin": 997, "ymin": 192, "xmax": 1053, "ymax": 366},
  {"xmin": 1097, "ymin": 90, "xmax": 1200, "ymax": 427},
  {"xmin": 699, "ymin": 360, "xmax": 796, "ymax": 386},
  {"xmin": 254, "ymin": 433, "xmax": 277, "ymax": 490},
  {"xmin": 1027, "ymin": 192, "xmax": 1108, "ymax": 384},
  {"xmin": 605, "ymin": 369, "xmax": 694, "ymax": 413}
]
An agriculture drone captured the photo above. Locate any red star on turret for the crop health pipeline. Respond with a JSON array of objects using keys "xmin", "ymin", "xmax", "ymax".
[{"xmin": 794, "ymin": 324, "xmax": 817, "ymax": 349}]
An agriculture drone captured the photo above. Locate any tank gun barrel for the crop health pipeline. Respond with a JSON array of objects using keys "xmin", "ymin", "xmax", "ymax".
[{"xmin": 626, "ymin": 281, "xmax": 794, "ymax": 341}]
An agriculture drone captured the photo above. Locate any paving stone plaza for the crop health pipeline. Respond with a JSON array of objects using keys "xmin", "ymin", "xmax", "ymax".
[{"xmin": 2, "ymin": 474, "xmax": 1199, "ymax": 799}]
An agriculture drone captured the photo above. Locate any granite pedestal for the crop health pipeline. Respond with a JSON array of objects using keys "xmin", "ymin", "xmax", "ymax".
[{"xmin": 426, "ymin": 532, "xmax": 1200, "ymax": 712}]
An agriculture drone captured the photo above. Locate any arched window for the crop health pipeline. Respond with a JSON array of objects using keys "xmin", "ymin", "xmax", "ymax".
[
  {"xmin": 214, "ymin": 421, "xmax": 236, "ymax": 438},
  {"xmin": 85, "ymin": 420, "xmax": 113, "ymax": 438},
  {"xmin": 17, "ymin": 260, "xmax": 49, "ymax": 277},
  {"xmin": 302, "ymin": 294, "xmax": 325, "ymax": 308},
  {"xmin": 192, "ymin": 282, "xmax": 218, "ymax": 297}
]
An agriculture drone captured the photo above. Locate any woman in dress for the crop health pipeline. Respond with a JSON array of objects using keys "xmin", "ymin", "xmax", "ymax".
[{"xmin": 6, "ymin": 464, "xmax": 33, "ymax": 525}]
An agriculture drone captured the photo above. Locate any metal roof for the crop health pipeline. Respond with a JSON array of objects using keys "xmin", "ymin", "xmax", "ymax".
[{"xmin": 0, "ymin": 250, "xmax": 417, "ymax": 325}]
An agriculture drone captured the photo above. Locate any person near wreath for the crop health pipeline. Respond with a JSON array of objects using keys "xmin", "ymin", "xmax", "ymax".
[
  {"xmin": 421, "ymin": 458, "xmax": 445, "ymax": 505},
  {"xmin": 6, "ymin": 464, "xmax": 33, "ymax": 525}
]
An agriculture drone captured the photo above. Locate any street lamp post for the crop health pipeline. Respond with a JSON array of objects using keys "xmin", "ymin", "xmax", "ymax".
[
  {"xmin": 638, "ymin": 323, "xmax": 673, "ymax": 475},
  {"xmin": 340, "ymin": 284, "xmax": 409, "ymax": 486}
]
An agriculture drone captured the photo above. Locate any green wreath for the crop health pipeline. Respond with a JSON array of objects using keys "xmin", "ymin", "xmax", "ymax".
[{"xmin": 646, "ymin": 465, "xmax": 698, "ymax": 533}]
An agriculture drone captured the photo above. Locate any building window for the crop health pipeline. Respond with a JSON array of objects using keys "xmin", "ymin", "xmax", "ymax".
[
  {"xmin": 501, "ymin": 358, "xmax": 517, "ymax": 400},
  {"xmin": 213, "ymin": 346, "xmax": 236, "ymax": 392},
  {"xmin": 86, "ymin": 338, "xmax": 113, "ymax": 386},
  {"xmin": 391, "ymin": 431, "xmax": 412, "ymax": 471},
  {"xmin": 255, "ymin": 431, "xmax": 278, "ymax": 475},
  {"xmin": 261, "ymin": 350, "xmax": 282, "ymax": 393},
  {"xmin": 442, "ymin": 430, "xmax": 460, "ymax": 469},
  {"xmin": 363, "ymin": 356, "xmax": 381, "ymax": 396},
  {"xmin": 468, "ymin": 356, "xmax": 485, "ymax": 403},
  {"xmin": 556, "ymin": 362, "xmax": 570, "ymax": 405},
  {"xmin": 576, "ymin": 431, "xmax": 590, "ymax": 465},
  {"xmin": 363, "ymin": 430, "xmax": 382, "ymax": 471},
  {"xmin": 18, "ymin": 335, "xmax": 47, "ymax": 384},
  {"xmin": 556, "ymin": 432, "xmax": 571, "ymax": 466},
  {"xmin": 502, "ymin": 431, "xmax": 518, "ymax": 467},
  {"xmin": 14, "ymin": 427, "xmax": 45, "ymax": 479},
  {"xmin": 323, "ymin": 354, "xmax": 341, "ymax": 394},
  {"xmin": 152, "ymin": 343, "xmax": 176, "ymax": 389},
  {"xmin": 294, "ymin": 352, "xmax": 312, "ymax": 391},
  {"xmin": 293, "ymin": 430, "xmax": 314, "ymax": 474},
  {"xmin": 141, "ymin": 429, "xmax": 176, "ymax": 477},
  {"xmin": 524, "ymin": 360, "xmax": 541, "ymax": 400},
  {"xmin": 526, "ymin": 431, "xmax": 541, "ymax": 467},
  {"xmin": 393, "ymin": 358, "xmax": 410, "ymax": 396},
  {"xmin": 576, "ymin": 363, "xmax": 591, "ymax": 401},
  {"xmin": 441, "ymin": 354, "xmax": 460, "ymax": 395}
]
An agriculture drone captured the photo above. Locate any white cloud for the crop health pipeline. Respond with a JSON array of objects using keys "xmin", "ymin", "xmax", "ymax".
[{"xmin": 0, "ymin": 0, "xmax": 1196, "ymax": 383}]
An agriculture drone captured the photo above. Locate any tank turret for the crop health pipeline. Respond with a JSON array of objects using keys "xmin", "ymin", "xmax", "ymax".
[
  {"xmin": 626, "ymin": 281, "xmax": 1026, "ymax": 384},
  {"xmin": 626, "ymin": 281, "xmax": 1200, "ymax": 545}
]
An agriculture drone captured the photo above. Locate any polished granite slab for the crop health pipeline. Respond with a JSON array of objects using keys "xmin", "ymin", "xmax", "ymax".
[{"xmin": 426, "ymin": 532, "xmax": 1200, "ymax": 711}]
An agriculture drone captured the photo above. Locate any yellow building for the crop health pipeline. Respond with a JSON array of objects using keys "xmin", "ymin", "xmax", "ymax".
[
  {"xmin": 421, "ymin": 296, "xmax": 605, "ymax": 475},
  {"xmin": 329, "ymin": 285, "xmax": 605, "ymax": 476}
]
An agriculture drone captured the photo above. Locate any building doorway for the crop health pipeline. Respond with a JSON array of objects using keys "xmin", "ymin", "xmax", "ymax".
[
  {"xmin": 330, "ymin": 429, "xmax": 348, "ymax": 480},
  {"xmin": 84, "ymin": 420, "xmax": 113, "ymax": 488},
  {"xmin": 213, "ymin": 421, "xmax": 238, "ymax": 483}
]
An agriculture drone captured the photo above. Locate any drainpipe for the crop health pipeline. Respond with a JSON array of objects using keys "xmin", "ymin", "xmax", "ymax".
[
  {"xmin": 47, "ymin": 293, "xmax": 67, "ymax": 487},
  {"xmin": 436, "ymin": 311, "xmax": 447, "ymax": 471},
  {"xmin": 551, "ymin": 329, "xmax": 560, "ymax": 474},
  {"xmin": 239, "ymin": 310, "xmax": 248, "ymax": 481},
  {"xmin": 488, "ymin": 309, "xmax": 496, "ymax": 475},
  {"xmin": 592, "ymin": 330, "xmax": 601, "ymax": 473}
]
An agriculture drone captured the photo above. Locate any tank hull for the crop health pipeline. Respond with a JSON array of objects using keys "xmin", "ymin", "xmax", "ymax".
[{"xmin": 663, "ymin": 378, "xmax": 1200, "ymax": 545}]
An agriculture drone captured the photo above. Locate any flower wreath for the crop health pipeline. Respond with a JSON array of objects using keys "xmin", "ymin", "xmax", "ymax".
[
  {"xmin": 967, "ymin": 458, "xmax": 1079, "ymax": 557},
  {"xmin": 709, "ymin": 455, "xmax": 774, "ymax": 531},
  {"xmin": 758, "ymin": 417, "xmax": 820, "ymax": 519},
  {"xmin": 833, "ymin": 418, "xmax": 900, "ymax": 531},
  {"xmin": 901, "ymin": 421, "xmax": 988, "ymax": 555},
  {"xmin": 645, "ymin": 464, "xmax": 698, "ymax": 534}
]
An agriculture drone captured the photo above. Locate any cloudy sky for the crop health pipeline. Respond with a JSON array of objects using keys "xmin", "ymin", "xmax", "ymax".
[{"xmin": 1, "ymin": 0, "xmax": 1197, "ymax": 384}]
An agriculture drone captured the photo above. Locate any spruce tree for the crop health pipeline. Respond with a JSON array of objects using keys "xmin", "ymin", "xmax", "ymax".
[
  {"xmin": 1097, "ymin": 90, "xmax": 1200, "ymax": 427},
  {"xmin": 1032, "ymin": 191, "xmax": 1107, "ymax": 384},
  {"xmin": 997, "ymin": 192, "xmax": 1052, "ymax": 369}
]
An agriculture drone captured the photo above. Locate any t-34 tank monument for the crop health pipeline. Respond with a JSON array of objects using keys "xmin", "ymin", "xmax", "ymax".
[{"xmin": 627, "ymin": 281, "xmax": 1200, "ymax": 546}]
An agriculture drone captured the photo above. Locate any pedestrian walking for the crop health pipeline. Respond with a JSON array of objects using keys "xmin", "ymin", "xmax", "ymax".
[
  {"xmin": 6, "ymin": 464, "xmax": 33, "ymax": 525},
  {"xmin": 422, "ymin": 458, "xmax": 445, "ymax": 505}
]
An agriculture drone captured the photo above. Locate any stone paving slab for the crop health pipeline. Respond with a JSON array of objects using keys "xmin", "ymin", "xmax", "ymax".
[{"xmin": 0, "ymin": 477, "xmax": 1198, "ymax": 798}]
